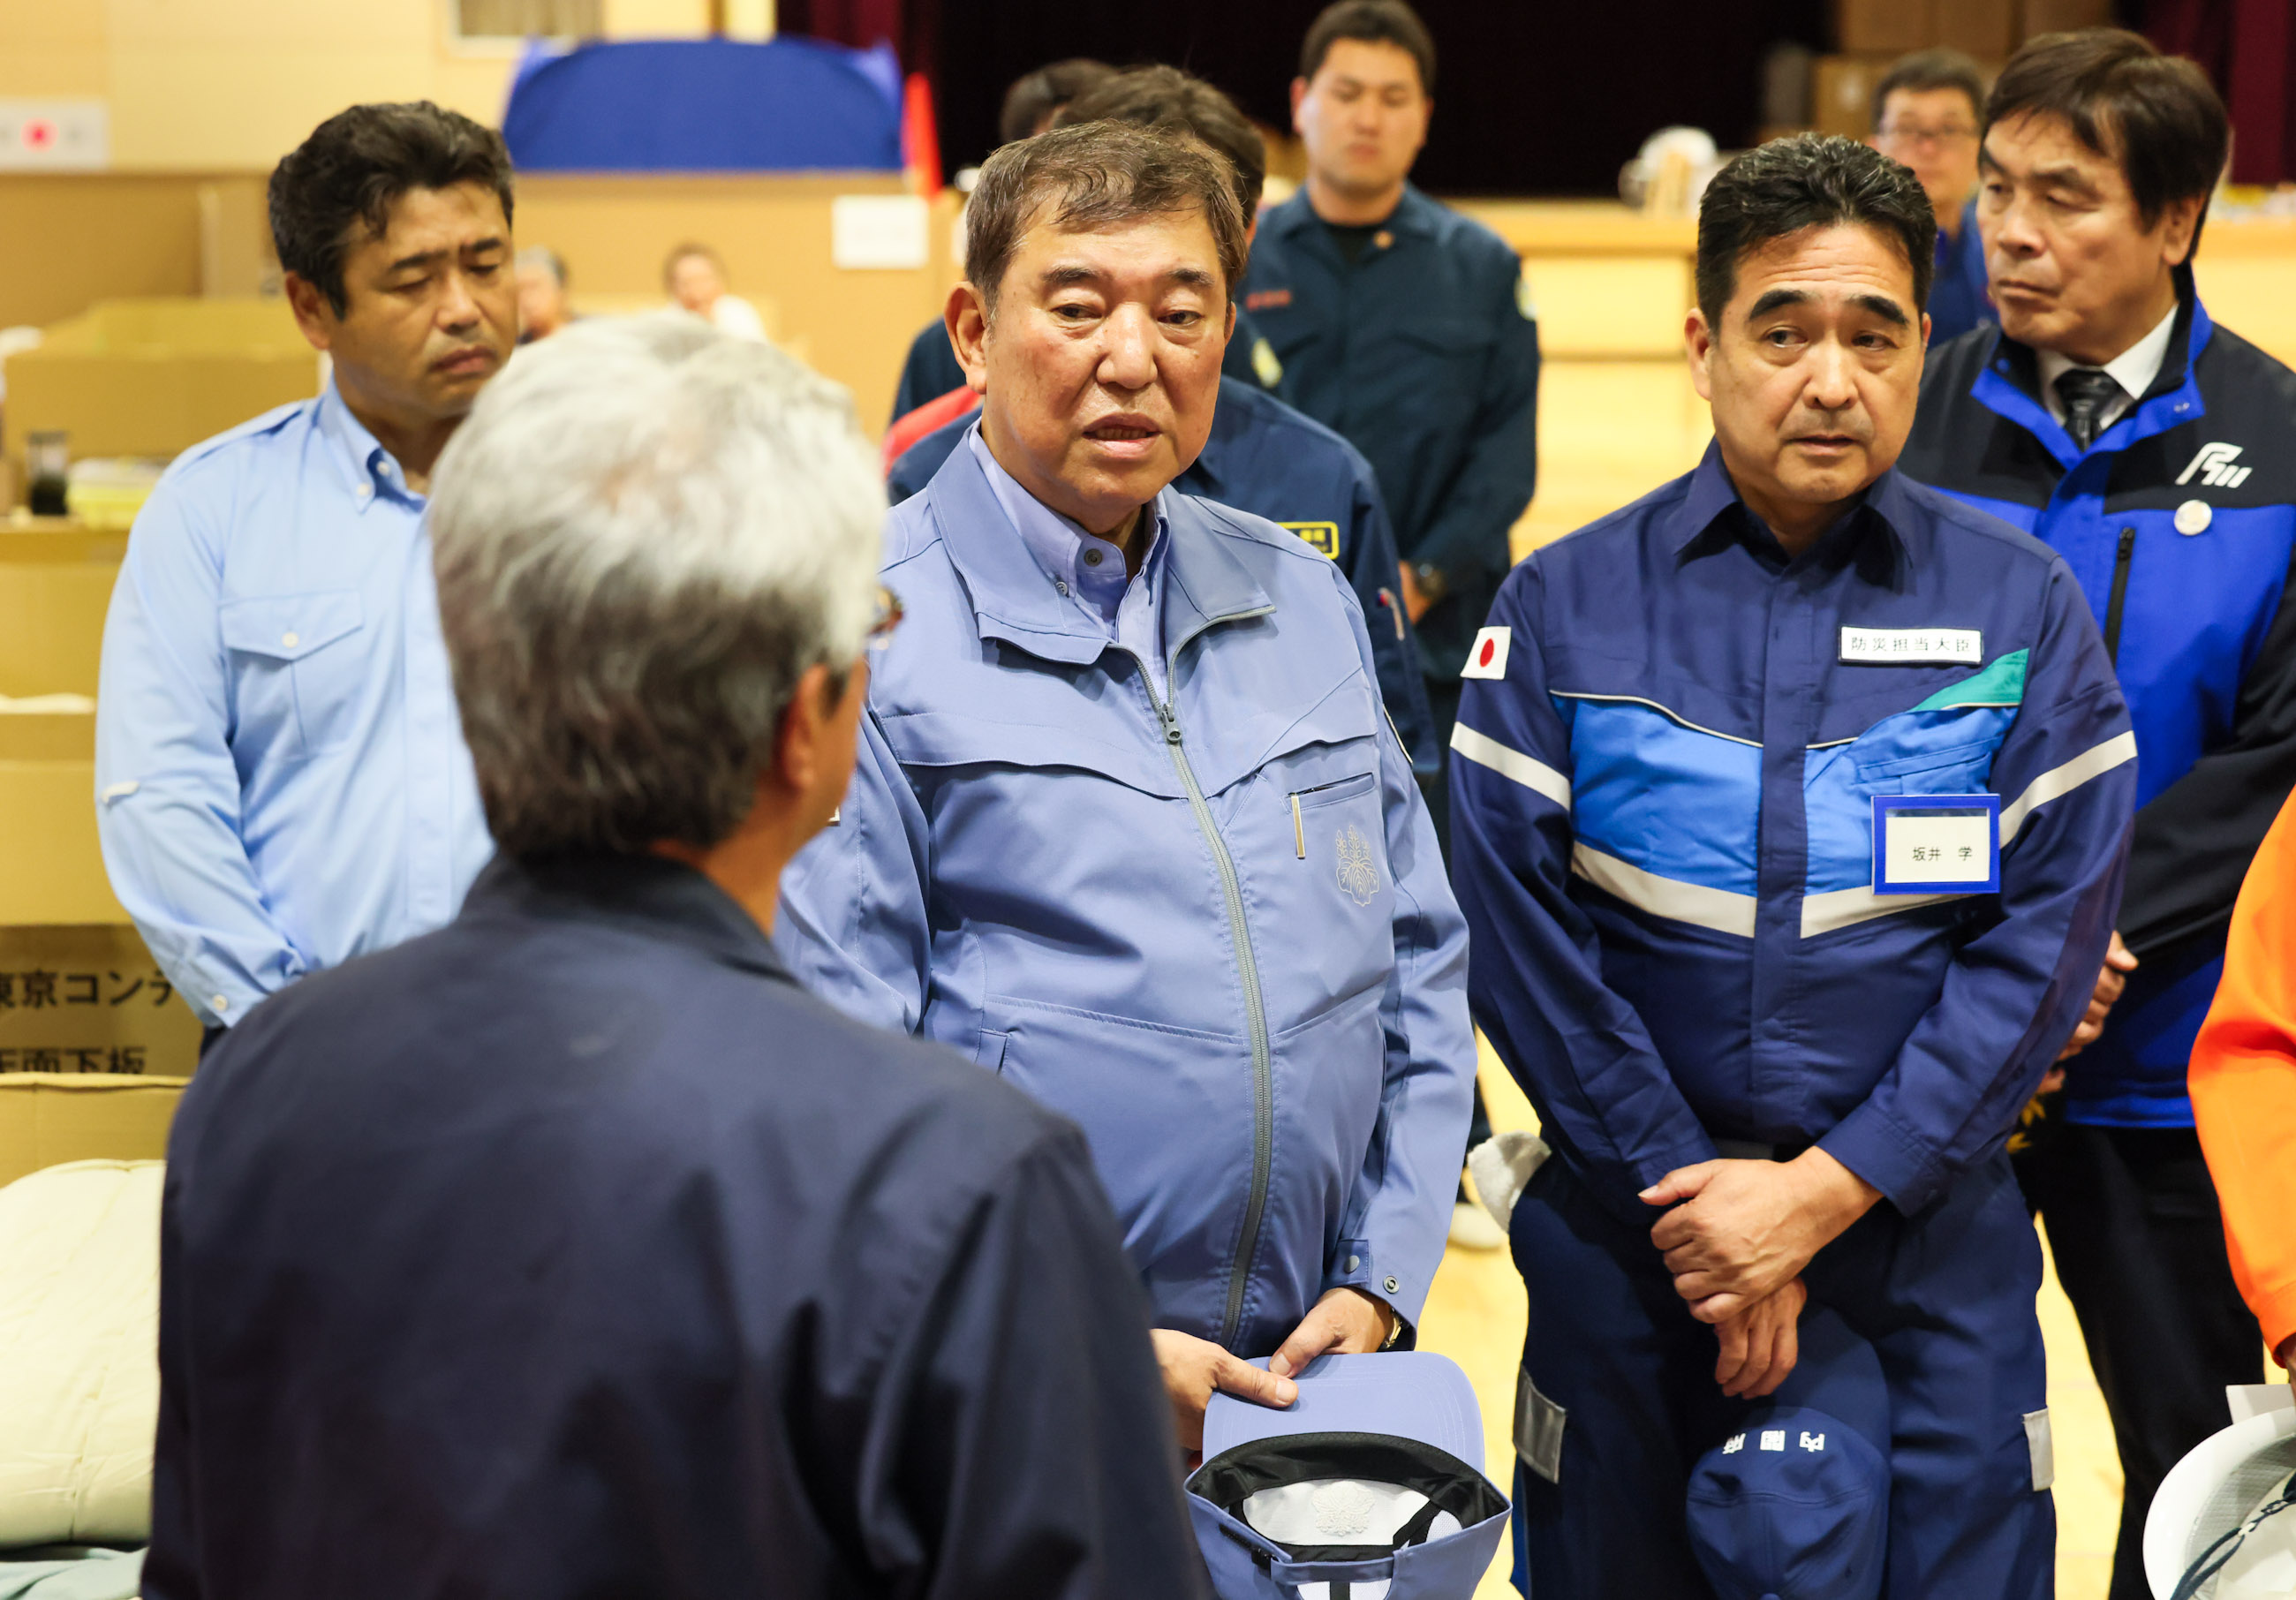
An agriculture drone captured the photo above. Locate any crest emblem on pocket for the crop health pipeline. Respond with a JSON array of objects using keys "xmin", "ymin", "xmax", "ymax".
[{"xmin": 1336, "ymin": 823, "xmax": 1379, "ymax": 906}]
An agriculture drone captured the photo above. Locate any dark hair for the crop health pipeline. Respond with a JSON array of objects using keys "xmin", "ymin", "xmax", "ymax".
[
  {"xmin": 268, "ymin": 102, "xmax": 513, "ymax": 317},
  {"xmin": 1872, "ymin": 47, "xmax": 1986, "ymax": 130},
  {"xmin": 1300, "ymin": 0, "xmax": 1436, "ymax": 96},
  {"xmin": 1986, "ymin": 28, "xmax": 2227, "ymax": 247},
  {"xmin": 1696, "ymin": 134, "xmax": 1937, "ymax": 324},
  {"xmin": 999, "ymin": 58, "xmax": 1116, "ymax": 145},
  {"xmin": 965, "ymin": 121, "xmax": 1249, "ymax": 317},
  {"xmin": 1059, "ymin": 65, "xmax": 1267, "ymax": 217}
]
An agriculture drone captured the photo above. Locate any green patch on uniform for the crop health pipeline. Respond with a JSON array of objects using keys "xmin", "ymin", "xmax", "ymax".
[
  {"xmin": 1912, "ymin": 649, "xmax": 2028, "ymax": 713},
  {"xmin": 1516, "ymin": 270, "xmax": 1538, "ymax": 322},
  {"xmin": 1284, "ymin": 522, "xmax": 1341, "ymax": 560},
  {"xmin": 1251, "ymin": 336, "xmax": 1284, "ymax": 389}
]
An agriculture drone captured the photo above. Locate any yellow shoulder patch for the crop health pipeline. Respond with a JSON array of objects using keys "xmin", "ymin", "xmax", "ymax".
[
  {"xmin": 1251, "ymin": 336, "xmax": 1284, "ymax": 389},
  {"xmin": 1281, "ymin": 522, "xmax": 1341, "ymax": 560},
  {"xmin": 1516, "ymin": 269, "xmax": 1538, "ymax": 322}
]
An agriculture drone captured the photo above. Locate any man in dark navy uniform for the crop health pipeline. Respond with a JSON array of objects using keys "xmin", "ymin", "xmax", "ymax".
[
  {"xmin": 144, "ymin": 318, "xmax": 1203, "ymax": 1600},
  {"xmin": 1239, "ymin": 0, "xmax": 1539, "ymax": 796},
  {"xmin": 1869, "ymin": 49, "xmax": 1991, "ymax": 346},
  {"xmin": 887, "ymin": 66, "xmax": 1438, "ymax": 772},
  {"xmin": 1899, "ymin": 31, "xmax": 2296, "ymax": 1598}
]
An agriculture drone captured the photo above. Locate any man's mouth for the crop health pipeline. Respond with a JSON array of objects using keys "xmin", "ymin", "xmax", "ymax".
[
  {"xmin": 1084, "ymin": 415, "xmax": 1161, "ymax": 453},
  {"xmin": 1992, "ymin": 280, "xmax": 2054, "ymax": 303},
  {"xmin": 1791, "ymin": 434, "xmax": 1860, "ymax": 453},
  {"xmin": 433, "ymin": 347, "xmax": 497, "ymax": 376}
]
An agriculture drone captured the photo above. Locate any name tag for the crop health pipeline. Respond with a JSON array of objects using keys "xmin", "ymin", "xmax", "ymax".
[
  {"xmin": 1840, "ymin": 627, "xmax": 1983, "ymax": 665},
  {"xmin": 1872, "ymin": 795, "xmax": 1999, "ymax": 894}
]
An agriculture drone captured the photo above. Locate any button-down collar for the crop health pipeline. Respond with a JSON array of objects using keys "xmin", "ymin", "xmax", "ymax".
[
  {"xmin": 313, "ymin": 379, "xmax": 424, "ymax": 511},
  {"xmin": 1670, "ymin": 442, "xmax": 1909, "ymax": 585}
]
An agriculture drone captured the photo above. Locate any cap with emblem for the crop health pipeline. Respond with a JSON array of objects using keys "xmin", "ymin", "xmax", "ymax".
[
  {"xmin": 1684, "ymin": 1404, "xmax": 1890, "ymax": 1600},
  {"xmin": 1187, "ymin": 1352, "xmax": 1508, "ymax": 1599}
]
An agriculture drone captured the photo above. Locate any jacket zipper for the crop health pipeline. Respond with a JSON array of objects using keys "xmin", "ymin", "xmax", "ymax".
[
  {"xmin": 1133, "ymin": 635, "xmax": 1275, "ymax": 1352},
  {"xmin": 2104, "ymin": 525, "xmax": 2136, "ymax": 664}
]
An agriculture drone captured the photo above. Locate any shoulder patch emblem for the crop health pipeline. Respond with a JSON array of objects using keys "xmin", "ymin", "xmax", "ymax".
[
  {"xmin": 1245, "ymin": 288, "xmax": 1292, "ymax": 313},
  {"xmin": 1461, "ymin": 626, "xmax": 1511, "ymax": 679},
  {"xmin": 1516, "ymin": 269, "xmax": 1538, "ymax": 322},
  {"xmin": 1251, "ymin": 336, "xmax": 1284, "ymax": 389},
  {"xmin": 1282, "ymin": 521, "xmax": 1341, "ymax": 560},
  {"xmin": 1336, "ymin": 823, "xmax": 1380, "ymax": 906}
]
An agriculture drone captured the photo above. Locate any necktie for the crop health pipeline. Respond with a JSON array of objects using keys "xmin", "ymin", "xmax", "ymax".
[{"xmin": 2055, "ymin": 367, "xmax": 2124, "ymax": 451}]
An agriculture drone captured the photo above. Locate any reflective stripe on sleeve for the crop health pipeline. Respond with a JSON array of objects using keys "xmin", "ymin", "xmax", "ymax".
[
  {"xmin": 1572, "ymin": 844, "xmax": 1757, "ymax": 939},
  {"xmin": 1450, "ymin": 723, "xmax": 1571, "ymax": 811},
  {"xmin": 1999, "ymin": 731, "xmax": 2138, "ymax": 842}
]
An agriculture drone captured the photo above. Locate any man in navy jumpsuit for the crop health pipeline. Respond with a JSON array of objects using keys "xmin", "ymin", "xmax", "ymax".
[
  {"xmin": 1899, "ymin": 33, "xmax": 2294, "ymax": 1595},
  {"xmin": 1452, "ymin": 136, "xmax": 2134, "ymax": 1599},
  {"xmin": 1239, "ymin": 1, "xmax": 1539, "ymax": 782}
]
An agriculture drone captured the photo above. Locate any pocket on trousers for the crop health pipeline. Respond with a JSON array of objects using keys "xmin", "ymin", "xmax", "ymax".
[
  {"xmin": 2023, "ymin": 1407, "xmax": 2054, "ymax": 1491},
  {"xmin": 1515, "ymin": 1368, "xmax": 1567, "ymax": 1484}
]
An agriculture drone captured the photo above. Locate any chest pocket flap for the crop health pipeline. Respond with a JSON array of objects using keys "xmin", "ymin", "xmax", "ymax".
[
  {"xmin": 877, "ymin": 709, "xmax": 1183, "ymax": 798},
  {"xmin": 219, "ymin": 591, "xmax": 364, "ymax": 661}
]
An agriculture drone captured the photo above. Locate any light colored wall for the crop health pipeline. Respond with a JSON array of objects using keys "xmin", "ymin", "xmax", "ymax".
[{"xmin": 0, "ymin": 0, "xmax": 718, "ymax": 171}]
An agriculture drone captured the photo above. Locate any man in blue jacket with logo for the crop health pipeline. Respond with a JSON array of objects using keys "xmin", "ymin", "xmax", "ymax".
[
  {"xmin": 779, "ymin": 119, "xmax": 1474, "ymax": 1455},
  {"xmin": 1898, "ymin": 31, "xmax": 2294, "ymax": 1596},
  {"xmin": 1453, "ymin": 135, "xmax": 2134, "ymax": 1599}
]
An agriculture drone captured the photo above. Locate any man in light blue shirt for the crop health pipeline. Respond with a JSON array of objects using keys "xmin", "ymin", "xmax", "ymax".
[{"xmin": 95, "ymin": 102, "xmax": 517, "ymax": 1036}]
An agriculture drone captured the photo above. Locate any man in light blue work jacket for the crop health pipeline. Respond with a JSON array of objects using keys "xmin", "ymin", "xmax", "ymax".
[
  {"xmin": 95, "ymin": 102, "xmax": 511, "ymax": 1043},
  {"xmin": 777, "ymin": 118, "xmax": 1475, "ymax": 1454}
]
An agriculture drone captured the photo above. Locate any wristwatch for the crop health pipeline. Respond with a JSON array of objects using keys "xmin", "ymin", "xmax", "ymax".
[{"xmin": 1409, "ymin": 561, "xmax": 1450, "ymax": 607}]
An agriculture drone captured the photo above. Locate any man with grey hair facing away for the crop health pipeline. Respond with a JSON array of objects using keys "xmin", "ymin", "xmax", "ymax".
[
  {"xmin": 142, "ymin": 318, "xmax": 1206, "ymax": 1600},
  {"xmin": 777, "ymin": 119, "xmax": 1475, "ymax": 1456}
]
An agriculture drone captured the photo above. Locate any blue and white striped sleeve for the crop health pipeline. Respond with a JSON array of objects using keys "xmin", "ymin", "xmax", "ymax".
[{"xmin": 1448, "ymin": 556, "xmax": 1718, "ymax": 1224}]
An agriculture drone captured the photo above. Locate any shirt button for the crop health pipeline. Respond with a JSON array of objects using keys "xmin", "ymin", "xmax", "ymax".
[
  {"xmin": 1084, "ymin": 547, "xmax": 1104, "ymax": 567},
  {"xmin": 1346, "ymin": 1254, "xmax": 1362, "ymax": 1272},
  {"xmin": 1383, "ymin": 1275, "xmax": 1400, "ymax": 1294},
  {"xmin": 1054, "ymin": 579, "xmax": 1069, "ymax": 596},
  {"xmin": 212, "ymin": 994, "xmax": 230, "ymax": 1013},
  {"xmin": 282, "ymin": 631, "xmax": 299, "ymax": 648}
]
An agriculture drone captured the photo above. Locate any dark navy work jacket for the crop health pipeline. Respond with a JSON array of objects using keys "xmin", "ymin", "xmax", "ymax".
[
  {"xmin": 1240, "ymin": 185, "xmax": 1539, "ymax": 681},
  {"xmin": 1453, "ymin": 449, "xmax": 2134, "ymax": 1225},
  {"xmin": 1925, "ymin": 196, "xmax": 1993, "ymax": 349},
  {"xmin": 888, "ymin": 384, "xmax": 1439, "ymax": 774},
  {"xmin": 146, "ymin": 853, "xmax": 1204, "ymax": 1600},
  {"xmin": 1901, "ymin": 277, "xmax": 2296, "ymax": 1127}
]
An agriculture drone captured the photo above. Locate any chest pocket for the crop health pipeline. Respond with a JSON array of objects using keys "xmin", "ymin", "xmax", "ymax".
[
  {"xmin": 1853, "ymin": 736, "xmax": 2000, "ymax": 793},
  {"xmin": 219, "ymin": 591, "xmax": 366, "ymax": 758}
]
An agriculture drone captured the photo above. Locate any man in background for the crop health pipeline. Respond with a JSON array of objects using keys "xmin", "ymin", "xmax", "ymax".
[
  {"xmin": 886, "ymin": 64, "xmax": 1438, "ymax": 774},
  {"xmin": 1241, "ymin": 0, "xmax": 1539, "ymax": 840},
  {"xmin": 514, "ymin": 245, "xmax": 573, "ymax": 342},
  {"xmin": 1871, "ymin": 49, "xmax": 1991, "ymax": 345},
  {"xmin": 665, "ymin": 242, "xmax": 767, "ymax": 340},
  {"xmin": 145, "ymin": 318, "xmax": 1204, "ymax": 1600},
  {"xmin": 96, "ymin": 102, "xmax": 509, "ymax": 1044},
  {"xmin": 1900, "ymin": 34, "xmax": 2296, "ymax": 1594}
]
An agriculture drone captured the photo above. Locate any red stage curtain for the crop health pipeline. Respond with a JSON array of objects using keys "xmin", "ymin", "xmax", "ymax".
[{"xmin": 2147, "ymin": 0, "xmax": 2296, "ymax": 185}]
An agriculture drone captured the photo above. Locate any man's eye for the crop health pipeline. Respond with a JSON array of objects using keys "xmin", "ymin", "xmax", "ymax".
[
  {"xmin": 1053, "ymin": 304, "xmax": 1095, "ymax": 321},
  {"xmin": 1164, "ymin": 310, "xmax": 1201, "ymax": 328}
]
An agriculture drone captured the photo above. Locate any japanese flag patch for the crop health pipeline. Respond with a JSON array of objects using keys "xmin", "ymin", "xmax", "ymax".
[{"xmin": 1462, "ymin": 626, "xmax": 1512, "ymax": 679}]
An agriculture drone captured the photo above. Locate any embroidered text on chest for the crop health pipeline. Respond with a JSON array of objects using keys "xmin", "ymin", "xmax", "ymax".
[{"xmin": 1839, "ymin": 627, "xmax": 1983, "ymax": 665}]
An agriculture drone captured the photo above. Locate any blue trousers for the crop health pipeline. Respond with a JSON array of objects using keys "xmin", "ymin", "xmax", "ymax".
[{"xmin": 1509, "ymin": 1151, "xmax": 2053, "ymax": 1599}]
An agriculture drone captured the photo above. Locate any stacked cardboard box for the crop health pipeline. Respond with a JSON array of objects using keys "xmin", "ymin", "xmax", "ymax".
[{"xmin": 1816, "ymin": 0, "xmax": 2115, "ymax": 140}]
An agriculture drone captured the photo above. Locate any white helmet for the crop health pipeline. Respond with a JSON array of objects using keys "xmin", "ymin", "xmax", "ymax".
[{"xmin": 2146, "ymin": 1404, "xmax": 2296, "ymax": 1599}]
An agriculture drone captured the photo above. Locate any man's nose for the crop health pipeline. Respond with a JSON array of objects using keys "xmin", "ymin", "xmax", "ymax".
[
  {"xmin": 1991, "ymin": 192, "xmax": 2045, "ymax": 258},
  {"xmin": 1806, "ymin": 338, "xmax": 1858, "ymax": 411},
  {"xmin": 1099, "ymin": 305, "xmax": 1158, "ymax": 389},
  {"xmin": 437, "ymin": 269, "xmax": 482, "ymax": 330}
]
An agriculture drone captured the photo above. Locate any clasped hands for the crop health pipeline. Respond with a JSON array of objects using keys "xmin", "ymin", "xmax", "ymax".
[
  {"xmin": 1640, "ymin": 1150, "xmax": 1881, "ymax": 1400},
  {"xmin": 1152, "ymin": 1285, "xmax": 1395, "ymax": 1460}
]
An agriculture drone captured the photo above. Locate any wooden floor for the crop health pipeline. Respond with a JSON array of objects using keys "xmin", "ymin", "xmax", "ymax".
[{"xmin": 1416, "ymin": 1041, "xmax": 2122, "ymax": 1600}]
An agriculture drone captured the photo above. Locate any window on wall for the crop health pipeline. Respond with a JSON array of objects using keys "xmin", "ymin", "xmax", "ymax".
[{"xmin": 454, "ymin": 0, "xmax": 600, "ymax": 40}]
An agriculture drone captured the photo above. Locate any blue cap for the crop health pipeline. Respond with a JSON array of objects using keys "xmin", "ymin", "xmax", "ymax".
[
  {"xmin": 1203, "ymin": 1352, "xmax": 1484, "ymax": 1468},
  {"xmin": 1685, "ymin": 1406, "xmax": 1889, "ymax": 1600}
]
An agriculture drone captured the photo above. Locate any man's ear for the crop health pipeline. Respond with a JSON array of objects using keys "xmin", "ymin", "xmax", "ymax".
[
  {"xmin": 283, "ymin": 273, "xmax": 337, "ymax": 354},
  {"xmin": 948, "ymin": 282, "xmax": 991, "ymax": 396},
  {"xmin": 2159, "ymin": 193, "xmax": 2205, "ymax": 269},
  {"xmin": 1685, "ymin": 307, "xmax": 1717, "ymax": 402},
  {"xmin": 1920, "ymin": 310, "xmax": 1934, "ymax": 353},
  {"xmin": 1289, "ymin": 76, "xmax": 1309, "ymax": 132}
]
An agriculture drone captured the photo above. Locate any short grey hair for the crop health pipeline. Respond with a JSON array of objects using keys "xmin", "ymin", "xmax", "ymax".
[{"xmin": 429, "ymin": 316, "xmax": 884, "ymax": 856}]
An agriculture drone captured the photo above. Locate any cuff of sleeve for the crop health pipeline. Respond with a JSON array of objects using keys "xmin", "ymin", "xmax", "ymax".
[
  {"xmin": 1327, "ymin": 1237, "xmax": 1432, "ymax": 1329},
  {"xmin": 1818, "ymin": 1107, "xmax": 1941, "ymax": 1217}
]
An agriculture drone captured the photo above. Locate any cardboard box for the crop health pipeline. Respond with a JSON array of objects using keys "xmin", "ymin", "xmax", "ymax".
[
  {"xmin": 2020, "ymin": 0, "xmax": 2112, "ymax": 41},
  {"xmin": 1937, "ymin": 0, "xmax": 2018, "ymax": 58},
  {"xmin": 0, "ymin": 925, "xmax": 201, "ymax": 1083},
  {"xmin": 0, "ymin": 1073, "xmax": 187, "ymax": 1187},
  {"xmin": 1836, "ymin": 0, "xmax": 1935, "ymax": 55},
  {"xmin": 1814, "ymin": 56, "xmax": 1897, "ymax": 140}
]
